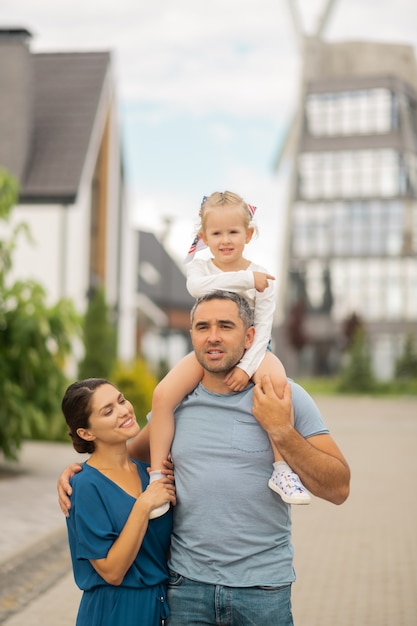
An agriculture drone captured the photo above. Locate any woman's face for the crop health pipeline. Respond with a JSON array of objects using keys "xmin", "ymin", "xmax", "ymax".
[{"xmin": 77, "ymin": 384, "xmax": 139, "ymax": 446}]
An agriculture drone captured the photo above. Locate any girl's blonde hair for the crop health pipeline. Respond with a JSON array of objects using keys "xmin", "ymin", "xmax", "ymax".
[{"xmin": 199, "ymin": 191, "xmax": 255, "ymax": 234}]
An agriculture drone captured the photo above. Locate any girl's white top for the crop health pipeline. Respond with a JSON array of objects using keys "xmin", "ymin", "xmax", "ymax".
[{"xmin": 186, "ymin": 258, "xmax": 276, "ymax": 378}]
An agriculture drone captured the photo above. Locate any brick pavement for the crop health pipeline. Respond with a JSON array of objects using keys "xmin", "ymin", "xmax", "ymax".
[
  {"xmin": 291, "ymin": 396, "xmax": 417, "ymax": 626},
  {"xmin": 0, "ymin": 396, "xmax": 416, "ymax": 625}
]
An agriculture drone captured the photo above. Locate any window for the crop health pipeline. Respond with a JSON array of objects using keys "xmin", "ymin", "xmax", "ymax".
[
  {"xmin": 306, "ymin": 88, "xmax": 393, "ymax": 137},
  {"xmin": 292, "ymin": 199, "xmax": 405, "ymax": 258},
  {"xmin": 298, "ymin": 150, "xmax": 401, "ymax": 201}
]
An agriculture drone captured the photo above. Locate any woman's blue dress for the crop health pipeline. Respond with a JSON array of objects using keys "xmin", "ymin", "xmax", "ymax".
[{"xmin": 66, "ymin": 459, "xmax": 173, "ymax": 626}]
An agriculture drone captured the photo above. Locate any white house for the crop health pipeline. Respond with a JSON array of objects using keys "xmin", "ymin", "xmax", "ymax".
[{"xmin": 0, "ymin": 27, "xmax": 136, "ymax": 362}]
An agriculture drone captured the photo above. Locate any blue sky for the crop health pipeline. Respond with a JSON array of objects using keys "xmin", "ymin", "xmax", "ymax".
[
  {"xmin": 2, "ymin": 0, "xmax": 417, "ymax": 275},
  {"xmin": 122, "ymin": 104, "xmax": 282, "ymax": 196}
]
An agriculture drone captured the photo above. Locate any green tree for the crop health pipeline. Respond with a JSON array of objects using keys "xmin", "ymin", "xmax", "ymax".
[
  {"xmin": 395, "ymin": 330, "xmax": 417, "ymax": 379},
  {"xmin": 0, "ymin": 169, "xmax": 80, "ymax": 459},
  {"xmin": 338, "ymin": 326, "xmax": 376, "ymax": 393},
  {"xmin": 342, "ymin": 312, "xmax": 363, "ymax": 350},
  {"xmin": 78, "ymin": 286, "xmax": 117, "ymax": 380}
]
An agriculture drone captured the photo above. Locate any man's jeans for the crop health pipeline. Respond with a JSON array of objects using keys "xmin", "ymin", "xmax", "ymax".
[{"xmin": 167, "ymin": 572, "xmax": 294, "ymax": 626}]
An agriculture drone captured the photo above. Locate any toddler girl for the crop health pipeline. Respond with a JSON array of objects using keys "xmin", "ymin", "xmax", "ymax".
[{"xmin": 149, "ymin": 191, "xmax": 310, "ymax": 517}]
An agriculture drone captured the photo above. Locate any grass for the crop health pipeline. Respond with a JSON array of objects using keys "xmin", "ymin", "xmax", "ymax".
[{"xmin": 294, "ymin": 377, "xmax": 417, "ymax": 397}]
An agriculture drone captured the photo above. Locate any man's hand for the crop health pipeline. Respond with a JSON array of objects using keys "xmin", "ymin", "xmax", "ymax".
[
  {"xmin": 252, "ymin": 375, "xmax": 293, "ymax": 438},
  {"xmin": 147, "ymin": 456, "xmax": 175, "ymax": 479},
  {"xmin": 57, "ymin": 463, "xmax": 83, "ymax": 517},
  {"xmin": 253, "ymin": 375, "xmax": 350, "ymax": 505},
  {"xmin": 224, "ymin": 366, "xmax": 250, "ymax": 391}
]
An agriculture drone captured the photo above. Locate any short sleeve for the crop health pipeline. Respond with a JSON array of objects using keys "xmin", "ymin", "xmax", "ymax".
[
  {"xmin": 291, "ymin": 380, "xmax": 329, "ymax": 438},
  {"xmin": 70, "ymin": 474, "xmax": 118, "ymax": 561}
]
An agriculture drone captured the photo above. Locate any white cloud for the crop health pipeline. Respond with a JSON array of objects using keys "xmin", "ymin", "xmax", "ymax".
[
  {"xmin": 3, "ymin": 0, "xmax": 416, "ymax": 119},
  {"xmin": 3, "ymin": 0, "xmax": 417, "ymax": 280},
  {"xmin": 330, "ymin": 0, "xmax": 417, "ymax": 44},
  {"xmin": 2, "ymin": 0, "xmax": 298, "ymax": 116},
  {"xmin": 208, "ymin": 122, "xmax": 235, "ymax": 145}
]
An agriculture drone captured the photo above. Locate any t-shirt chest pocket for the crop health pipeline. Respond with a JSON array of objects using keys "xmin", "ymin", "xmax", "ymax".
[{"xmin": 231, "ymin": 418, "xmax": 270, "ymax": 453}]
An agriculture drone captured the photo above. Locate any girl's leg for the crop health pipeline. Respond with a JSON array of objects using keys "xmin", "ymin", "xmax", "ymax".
[
  {"xmin": 149, "ymin": 353, "xmax": 203, "ymax": 518},
  {"xmin": 150, "ymin": 352, "xmax": 203, "ymax": 472},
  {"xmin": 254, "ymin": 353, "xmax": 311, "ymax": 505}
]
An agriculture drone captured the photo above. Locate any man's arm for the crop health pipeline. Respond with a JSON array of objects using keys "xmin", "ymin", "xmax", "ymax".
[
  {"xmin": 58, "ymin": 426, "xmax": 152, "ymax": 516},
  {"xmin": 57, "ymin": 463, "xmax": 83, "ymax": 516},
  {"xmin": 127, "ymin": 422, "xmax": 150, "ymax": 462},
  {"xmin": 252, "ymin": 376, "xmax": 350, "ymax": 505}
]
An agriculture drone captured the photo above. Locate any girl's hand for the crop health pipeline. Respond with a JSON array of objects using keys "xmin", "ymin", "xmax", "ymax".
[
  {"xmin": 224, "ymin": 366, "xmax": 250, "ymax": 391},
  {"xmin": 253, "ymin": 271, "xmax": 275, "ymax": 292}
]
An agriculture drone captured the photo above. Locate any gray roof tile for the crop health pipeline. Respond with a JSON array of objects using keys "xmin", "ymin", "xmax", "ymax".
[
  {"xmin": 1, "ymin": 50, "xmax": 111, "ymax": 203},
  {"xmin": 138, "ymin": 230, "xmax": 194, "ymax": 310}
]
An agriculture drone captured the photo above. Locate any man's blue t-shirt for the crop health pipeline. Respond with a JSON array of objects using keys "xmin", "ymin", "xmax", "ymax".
[{"xmin": 168, "ymin": 380, "xmax": 329, "ymax": 587}]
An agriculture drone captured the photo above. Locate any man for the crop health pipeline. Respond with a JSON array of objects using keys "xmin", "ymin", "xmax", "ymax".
[{"xmin": 59, "ymin": 290, "xmax": 350, "ymax": 626}]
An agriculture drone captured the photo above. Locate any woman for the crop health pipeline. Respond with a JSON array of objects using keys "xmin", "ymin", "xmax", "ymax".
[{"xmin": 62, "ymin": 378, "xmax": 176, "ymax": 626}]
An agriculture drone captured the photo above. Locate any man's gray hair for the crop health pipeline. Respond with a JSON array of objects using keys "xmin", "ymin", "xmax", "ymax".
[{"xmin": 190, "ymin": 290, "xmax": 254, "ymax": 329}]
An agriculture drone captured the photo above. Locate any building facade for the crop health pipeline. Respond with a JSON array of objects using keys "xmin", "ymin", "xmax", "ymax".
[
  {"xmin": 280, "ymin": 38, "xmax": 417, "ymax": 379},
  {"xmin": 136, "ymin": 230, "xmax": 194, "ymax": 371},
  {"xmin": 0, "ymin": 27, "xmax": 136, "ymax": 364}
]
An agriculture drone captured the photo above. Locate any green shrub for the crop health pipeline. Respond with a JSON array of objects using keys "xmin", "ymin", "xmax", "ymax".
[
  {"xmin": 395, "ymin": 331, "xmax": 417, "ymax": 380},
  {"xmin": 78, "ymin": 287, "xmax": 117, "ymax": 380},
  {"xmin": 111, "ymin": 358, "xmax": 158, "ymax": 428},
  {"xmin": 338, "ymin": 327, "xmax": 376, "ymax": 393},
  {"xmin": 0, "ymin": 169, "xmax": 80, "ymax": 458}
]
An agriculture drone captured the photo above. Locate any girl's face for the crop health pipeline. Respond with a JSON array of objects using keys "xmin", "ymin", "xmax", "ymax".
[
  {"xmin": 201, "ymin": 206, "xmax": 254, "ymax": 271},
  {"xmin": 77, "ymin": 384, "xmax": 139, "ymax": 447}
]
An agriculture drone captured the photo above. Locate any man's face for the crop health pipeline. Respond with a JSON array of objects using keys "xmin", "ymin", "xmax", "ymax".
[{"xmin": 190, "ymin": 298, "xmax": 254, "ymax": 375}]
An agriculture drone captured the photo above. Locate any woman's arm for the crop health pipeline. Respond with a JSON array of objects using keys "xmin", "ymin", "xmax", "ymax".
[
  {"xmin": 127, "ymin": 423, "xmax": 151, "ymax": 463},
  {"xmin": 90, "ymin": 479, "xmax": 176, "ymax": 585},
  {"xmin": 58, "ymin": 427, "xmax": 153, "ymax": 517}
]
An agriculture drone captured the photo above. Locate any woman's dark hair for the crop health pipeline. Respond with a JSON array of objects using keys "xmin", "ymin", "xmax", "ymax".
[{"xmin": 62, "ymin": 378, "xmax": 112, "ymax": 454}]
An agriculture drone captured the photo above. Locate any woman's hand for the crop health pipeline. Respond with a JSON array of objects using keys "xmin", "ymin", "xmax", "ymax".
[{"xmin": 141, "ymin": 477, "xmax": 176, "ymax": 515}]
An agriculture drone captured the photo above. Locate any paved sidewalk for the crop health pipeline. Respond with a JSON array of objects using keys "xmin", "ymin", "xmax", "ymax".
[
  {"xmin": 0, "ymin": 441, "xmax": 85, "ymax": 625},
  {"xmin": 291, "ymin": 396, "xmax": 417, "ymax": 626},
  {"xmin": 0, "ymin": 396, "xmax": 416, "ymax": 625}
]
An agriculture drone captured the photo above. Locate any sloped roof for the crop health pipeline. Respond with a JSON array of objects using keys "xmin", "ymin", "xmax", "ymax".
[
  {"xmin": 0, "ymin": 28, "xmax": 111, "ymax": 204},
  {"xmin": 138, "ymin": 230, "xmax": 194, "ymax": 311},
  {"xmin": 21, "ymin": 52, "xmax": 111, "ymax": 203}
]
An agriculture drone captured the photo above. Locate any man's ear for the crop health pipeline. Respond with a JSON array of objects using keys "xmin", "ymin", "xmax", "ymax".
[
  {"xmin": 244, "ymin": 325, "xmax": 255, "ymax": 350},
  {"xmin": 76, "ymin": 428, "xmax": 95, "ymax": 442}
]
